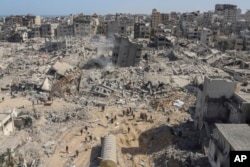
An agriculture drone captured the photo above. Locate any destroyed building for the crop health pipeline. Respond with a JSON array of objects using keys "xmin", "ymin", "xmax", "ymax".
[
  {"xmin": 194, "ymin": 76, "xmax": 250, "ymax": 166},
  {"xmin": 195, "ymin": 76, "xmax": 250, "ymax": 129},
  {"xmin": 112, "ymin": 33, "xmax": 143, "ymax": 67},
  {"xmin": 208, "ymin": 124, "xmax": 250, "ymax": 167},
  {"xmin": 0, "ymin": 110, "xmax": 15, "ymax": 136}
]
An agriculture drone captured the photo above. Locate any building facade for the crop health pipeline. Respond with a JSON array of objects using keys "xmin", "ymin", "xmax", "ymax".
[
  {"xmin": 40, "ymin": 23, "xmax": 58, "ymax": 38},
  {"xmin": 215, "ymin": 4, "xmax": 237, "ymax": 23},
  {"xmin": 112, "ymin": 33, "xmax": 143, "ymax": 67}
]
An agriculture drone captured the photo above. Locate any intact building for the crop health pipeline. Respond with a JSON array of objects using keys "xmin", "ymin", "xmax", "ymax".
[{"xmin": 151, "ymin": 9, "xmax": 161, "ymax": 29}]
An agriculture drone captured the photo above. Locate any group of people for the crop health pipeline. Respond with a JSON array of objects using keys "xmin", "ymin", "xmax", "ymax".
[
  {"xmin": 140, "ymin": 112, "xmax": 154, "ymax": 123},
  {"xmin": 65, "ymin": 145, "xmax": 79, "ymax": 158},
  {"xmin": 64, "ymin": 126, "xmax": 91, "ymax": 158},
  {"xmin": 123, "ymin": 107, "xmax": 135, "ymax": 119}
]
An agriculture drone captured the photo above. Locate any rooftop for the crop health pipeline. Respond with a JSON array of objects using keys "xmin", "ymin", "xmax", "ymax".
[{"xmin": 216, "ymin": 124, "xmax": 250, "ymax": 151}]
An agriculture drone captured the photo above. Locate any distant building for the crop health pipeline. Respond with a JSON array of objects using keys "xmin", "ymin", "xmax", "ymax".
[
  {"xmin": 154, "ymin": 34, "xmax": 172, "ymax": 49},
  {"xmin": 7, "ymin": 31, "xmax": 28, "ymax": 42},
  {"xmin": 215, "ymin": 4, "xmax": 237, "ymax": 23},
  {"xmin": 170, "ymin": 12, "xmax": 178, "ymax": 21},
  {"xmin": 73, "ymin": 15, "xmax": 92, "ymax": 36},
  {"xmin": 112, "ymin": 33, "xmax": 143, "ymax": 67},
  {"xmin": 160, "ymin": 13, "xmax": 170, "ymax": 24},
  {"xmin": 151, "ymin": 9, "xmax": 161, "ymax": 29},
  {"xmin": 151, "ymin": 9, "xmax": 170, "ymax": 29},
  {"xmin": 134, "ymin": 23, "xmax": 151, "ymax": 39},
  {"xmin": 57, "ymin": 23, "xmax": 74, "ymax": 37},
  {"xmin": 40, "ymin": 23, "xmax": 58, "ymax": 38},
  {"xmin": 106, "ymin": 20, "xmax": 119, "ymax": 38},
  {"xmin": 29, "ymin": 25, "xmax": 41, "ymax": 38},
  {"xmin": 246, "ymin": 10, "xmax": 250, "ymax": 22},
  {"xmin": 200, "ymin": 28, "xmax": 213, "ymax": 46},
  {"xmin": 5, "ymin": 15, "xmax": 41, "ymax": 27}
]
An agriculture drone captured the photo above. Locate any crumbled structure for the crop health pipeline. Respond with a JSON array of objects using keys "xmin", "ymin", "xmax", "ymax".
[
  {"xmin": 0, "ymin": 111, "xmax": 15, "ymax": 136},
  {"xmin": 195, "ymin": 76, "xmax": 250, "ymax": 166},
  {"xmin": 208, "ymin": 124, "xmax": 250, "ymax": 167},
  {"xmin": 112, "ymin": 33, "xmax": 143, "ymax": 67}
]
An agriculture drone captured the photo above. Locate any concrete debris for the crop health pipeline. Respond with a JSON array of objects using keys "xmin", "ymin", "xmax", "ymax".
[{"xmin": 0, "ymin": 20, "xmax": 250, "ymax": 167}]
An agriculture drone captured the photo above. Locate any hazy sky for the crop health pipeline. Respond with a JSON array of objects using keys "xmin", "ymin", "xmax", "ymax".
[{"xmin": 0, "ymin": 0, "xmax": 249, "ymax": 15}]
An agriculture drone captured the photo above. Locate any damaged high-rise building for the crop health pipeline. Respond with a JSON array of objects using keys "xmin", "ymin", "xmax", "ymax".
[{"xmin": 112, "ymin": 33, "xmax": 143, "ymax": 67}]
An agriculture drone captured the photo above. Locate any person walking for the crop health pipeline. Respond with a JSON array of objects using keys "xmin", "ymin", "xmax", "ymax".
[{"xmin": 66, "ymin": 145, "xmax": 69, "ymax": 153}]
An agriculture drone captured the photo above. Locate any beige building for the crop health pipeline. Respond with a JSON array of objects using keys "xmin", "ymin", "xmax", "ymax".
[{"xmin": 151, "ymin": 9, "xmax": 161, "ymax": 29}]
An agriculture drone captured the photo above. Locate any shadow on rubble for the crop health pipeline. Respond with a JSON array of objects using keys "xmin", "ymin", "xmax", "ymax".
[
  {"xmin": 122, "ymin": 122, "xmax": 200, "ymax": 154},
  {"xmin": 122, "ymin": 121, "xmax": 210, "ymax": 167},
  {"xmin": 89, "ymin": 145, "xmax": 102, "ymax": 167},
  {"xmin": 121, "ymin": 125, "xmax": 173, "ymax": 155}
]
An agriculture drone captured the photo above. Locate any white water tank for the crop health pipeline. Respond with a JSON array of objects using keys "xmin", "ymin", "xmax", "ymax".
[{"xmin": 100, "ymin": 134, "xmax": 117, "ymax": 167}]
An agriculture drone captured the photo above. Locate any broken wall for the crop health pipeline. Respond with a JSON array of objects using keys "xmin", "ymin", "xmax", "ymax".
[{"xmin": 203, "ymin": 77, "xmax": 236, "ymax": 99}]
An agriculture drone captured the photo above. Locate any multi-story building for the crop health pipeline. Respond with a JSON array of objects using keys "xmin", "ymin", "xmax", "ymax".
[
  {"xmin": 134, "ymin": 23, "xmax": 151, "ymax": 39},
  {"xmin": 185, "ymin": 24, "xmax": 200, "ymax": 40},
  {"xmin": 246, "ymin": 10, "xmax": 250, "ymax": 22},
  {"xmin": 154, "ymin": 34, "xmax": 172, "ymax": 49},
  {"xmin": 151, "ymin": 9, "xmax": 170, "ymax": 29},
  {"xmin": 215, "ymin": 4, "xmax": 237, "ymax": 23},
  {"xmin": 119, "ymin": 21, "xmax": 134, "ymax": 37},
  {"xmin": 40, "ymin": 23, "xmax": 58, "ymax": 38},
  {"xmin": 5, "ymin": 15, "xmax": 41, "ymax": 27},
  {"xmin": 151, "ymin": 9, "xmax": 161, "ymax": 29},
  {"xmin": 160, "ymin": 13, "xmax": 170, "ymax": 24},
  {"xmin": 200, "ymin": 28, "xmax": 213, "ymax": 46},
  {"xmin": 240, "ymin": 29, "xmax": 250, "ymax": 50},
  {"xmin": 208, "ymin": 124, "xmax": 250, "ymax": 167},
  {"xmin": 29, "ymin": 25, "xmax": 41, "ymax": 38},
  {"xmin": 57, "ymin": 23, "xmax": 74, "ymax": 37},
  {"xmin": 170, "ymin": 12, "xmax": 178, "ymax": 21},
  {"xmin": 112, "ymin": 33, "xmax": 143, "ymax": 67},
  {"xmin": 73, "ymin": 15, "xmax": 92, "ymax": 36},
  {"xmin": 106, "ymin": 20, "xmax": 119, "ymax": 38}
]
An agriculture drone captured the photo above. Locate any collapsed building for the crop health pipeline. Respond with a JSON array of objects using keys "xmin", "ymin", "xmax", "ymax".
[
  {"xmin": 112, "ymin": 33, "xmax": 143, "ymax": 67},
  {"xmin": 0, "ymin": 111, "xmax": 15, "ymax": 136},
  {"xmin": 208, "ymin": 124, "xmax": 250, "ymax": 167},
  {"xmin": 194, "ymin": 76, "xmax": 250, "ymax": 167}
]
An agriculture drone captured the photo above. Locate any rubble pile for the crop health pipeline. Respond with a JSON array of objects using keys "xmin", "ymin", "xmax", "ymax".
[{"xmin": 1, "ymin": 32, "xmax": 247, "ymax": 167}]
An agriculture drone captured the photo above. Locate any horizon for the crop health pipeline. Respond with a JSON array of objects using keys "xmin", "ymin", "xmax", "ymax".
[{"xmin": 0, "ymin": 0, "xmax": 249, "ymax": 16}]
